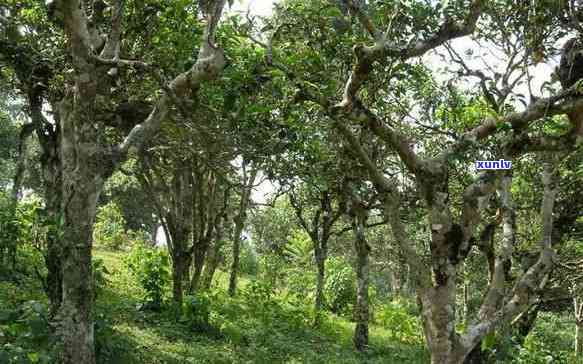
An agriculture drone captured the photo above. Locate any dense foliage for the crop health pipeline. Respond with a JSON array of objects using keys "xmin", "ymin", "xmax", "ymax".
[{"xmin": 1, "ymin": 0, "xmax": 583, "ymax": 363}]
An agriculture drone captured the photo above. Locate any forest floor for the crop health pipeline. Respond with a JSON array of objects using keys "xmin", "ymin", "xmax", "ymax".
[
  {"xmin": 0, "ymin": 248, "xmax": 577, "ymax": 363},
  {"xmin": 92, "ymin": 248, "xmax": 429, "ymax": 364}
]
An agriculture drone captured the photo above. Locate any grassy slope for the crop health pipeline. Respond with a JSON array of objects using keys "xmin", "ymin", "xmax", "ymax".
[{"xmin": 94, "ymin": 248, "xmax": 429, "ymax": 364}]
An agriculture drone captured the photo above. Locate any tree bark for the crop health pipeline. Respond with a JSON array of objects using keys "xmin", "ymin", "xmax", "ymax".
[
  {"xmin": 352, "ymin": 211, "xmax": 370, "ymax": 351},
  {"xmin": 228, "ymin": 166, "xmax": 257, "ymax": 296},
  {"xmin": 228, "ymin": 218, "xmax": 244, "ymax": 296},
  {"xmin": 53, "ymin": 79, "xmax": 111, "ymax": 363},
  {"xmin": 190, "ymin": 237, "xmax": 209, "ymax": 293},
  {"xmin": 574, "ymin": 296, "xmax": 583, "ymax": 358},
  {"xmin": 45, "ymin": 187, "xmax": 63, "ymax": 318},
  {"xmin": 57, "ymin": 187, "xmax": 100, "ymax": 364},
  {"xmin": 202, "ymin": 217, "xmax": 225, "ymax": 290},
  {"xmin": 201, "ymin": 244, "xmax": 221, "ymax": 290},
  {"xmin": 313, "ymin": 244, "xmax": 326, "ymax": 326},
  {"xmin": 38, "ymin": 124, "xmax": 64, "ymax": 319},
  {"xmin": 172, "ymin": 250, "xmax": 191, "ymax": 305}
]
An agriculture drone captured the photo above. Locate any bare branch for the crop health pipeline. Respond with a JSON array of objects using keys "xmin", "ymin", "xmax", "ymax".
[
  {"xmin": 462, "ymin": 159, "xmax": 559, "ymax": 351},
  {"xmin": 333, "ymin": 120, "xmax": 393, "ymax": 192},
  {"xmin": 92, "ymin": 55, "xmax": 150, "ymax": 69},
  {"xmin": 457, "ymin": 170, "xmax": 499, "ymax": 260},
  {"xmin": 288, "ymin": 189, "xmax": 312, "ymax": 233}
]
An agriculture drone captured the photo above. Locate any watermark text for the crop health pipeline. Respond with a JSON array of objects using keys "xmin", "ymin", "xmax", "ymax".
[{"xmin": 475, "ymin": 159, "xmax": 512, "ymax": 170}]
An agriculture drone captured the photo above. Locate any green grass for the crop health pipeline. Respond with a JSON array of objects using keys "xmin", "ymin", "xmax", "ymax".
[
  {"xmin": 2, "ymin": 248, "xmax": 578, "ymax": 363},
  {"xmin": 93, "ymin": 248, "xmax": 429, "ymax": 364}
]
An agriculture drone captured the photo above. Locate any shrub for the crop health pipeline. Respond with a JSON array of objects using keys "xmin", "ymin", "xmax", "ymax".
[
  {"xmin": 93, "ymin": 201, "xmax": 128, "ymax": 250},
  {"xmin": 258, "ymin": 252, "xmax": 286, "ymax": 288},
  {"xmin": 92, "ymin": 258, "xmax": 109, "ymax": 301},
  {"xmin": 0, "ymin": 194, "xmax": 49, "ymax": 275},
  {"xmin": 376, "ymin": 298, "xmax": 424, "ymax": 345},
  {"xmin": 285, "ymin": 266, "xmax": 314, "ymax": 306},
  {"xmin": 0, "ymin": 300, "xmax": 54, "ymax": 363},
  {"xmin": 242, "ymin": 279, "xmax": 281, "ymax": 324},
  {"xmin": 124, "ymin": 244, "xmax": 169, "ymax": 310},
  {"xmin": 513, "ymin": 312, "xmax": 574, "ymax": 364},
  {"xmin": 182, "ymin": 293, "xmax": 212, "ymax": 332},
  {"xmin": 239, "ymin": 240, "xmax": 258, "ymax": 276},
  {"xmin": 324, "ymin": 256, "xmax": 356, "ymax": 317},
  {"xmin": 0, "ymin": 193, "xmax": 20, "ymax": 269}
]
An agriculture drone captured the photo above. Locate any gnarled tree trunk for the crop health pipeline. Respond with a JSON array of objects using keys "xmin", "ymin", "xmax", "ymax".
[
  {"xmin": 228, "ymin": 215, "xmax": 245, "ymax": 296},
  {"xmin": 55, "ymin": 90, "xmax": 109, "ymax": 364},
  {"xmin": 576, "ymin": 321, "xmax": 583, "ymax": 358},
  {"xmin": 172, "ymin": 250, "xmax": 191, "ymax": 305},
  {"xmin": 45, "ymin": 184, "xmax": 63, "ymax": 318}
]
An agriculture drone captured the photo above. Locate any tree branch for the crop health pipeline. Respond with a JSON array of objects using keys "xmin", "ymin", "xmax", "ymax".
[
  {"xmin": 345, "ymin": 0, "xmax": 380, "ymax": 40},
  {"xmin": 100, "ymin": 0, "xmax": 124, "ymax": 59},
  {"xmin": 462, "ymin": 158, "xmax": 559, "ymax": 351},
  {"xmin": 336, "ymin": 0, "xmax": 485, "ymax": 109},
  {"xmin": 116, "ymin": 0, "xmax": 227, "ymax": 158},
  {"xmin": 441, "ymin": 86, "xmax": 583, "ymax": 162},
  {"xmin": 334, "ymin": 101, "xmax": 421, "ymax": 173},
  {"xmin": 61, "ymin": 0, "xmax": 97, "ymax": 63}
]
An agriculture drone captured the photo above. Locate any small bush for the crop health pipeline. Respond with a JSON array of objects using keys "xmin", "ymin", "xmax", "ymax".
[
  {"xmin": 0, "ymin": 300, "xmax": 54, "ymax": 363},
  {"xmin": 242, "ymin": 279, "xmax": 281, "ymax": 324},
  {"xmin": 324, "ymin": 256, "xmax": 356, "ymax": 317},
  {"xmin": 124, "ymin": 244, "xmax": 170, "ymax": 310},
  {"xmin": 239, "ymin": 240, "xmax": 258, "ymax": 276},
  {"xmin": 258, "ymin": 252, "xmax": 286, "ymax": 288},
  {"xmin": 93, "ymin": 202, "xmax": 128, "ymax": 250},
  {"xmin": 92, "ymin": 258, "xmax": 109, "ymax": 301},
  {"xmin": 182, "ymin": 293, "xmax": 212, "ymax": 332},
  {"xmin": 376, "ymin": 298, "xmax": 424, "ymax": 345}
]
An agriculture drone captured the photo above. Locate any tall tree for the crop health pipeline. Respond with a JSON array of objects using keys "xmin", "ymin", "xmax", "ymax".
[
  {"xmin": 289, "ymin": 185, "xmax": 343, "ymax": 326},
  {"xmin": 2, "ymin": 0, "xmax": 228, "ymax": 361},
  {"xmin": 259, "ymin": 0, "xmax": 583, "ymax": 361}
]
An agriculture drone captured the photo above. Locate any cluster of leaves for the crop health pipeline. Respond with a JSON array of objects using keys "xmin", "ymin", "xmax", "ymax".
[
  {"xmin": 0, "ymin": 110, "xmax": 19, "ymax": 189},
  {"xmin": 92, "ymin": 258, "xmax": 109, "ymax": 302},
  {"xmin": 241, "ymin": 278, "xmax": 312, "ymax": 332},
  {"xmin": 0, "ymin": 192, "xmax": 20, "ymax": 271},
  {"xmin": 324, "ymin": 256, "xmax": 356, "ymax": 317},
  {"xmin": 375, "ymin": 298, "xmax": 424, "ymax": 345},
  {"xmin": 181, "ymin": 293, "xmax": 212, "ymax": 332},
  {"xmin": 0, "ymin": 193, "xmax": 57, "ymax": 280},
  {"xmin": 0, "ymin": 299, "xmax": 54, "ymax": 364},
  {"xmin": 123, "ymin": 244, "xmax": 170, "ymax": 310},
  {"xmin": 239, "ymin": 240, "xmax": 259, "ymax": 276},
  {"xmin": 93, "ymin": 201, "xmax": 131, "ymax": 250}
]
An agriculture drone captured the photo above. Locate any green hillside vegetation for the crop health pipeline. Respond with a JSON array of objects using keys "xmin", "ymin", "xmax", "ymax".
[{"xmin": 1, "ymin": 0, "xmax": 583, "ymax": 363}]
